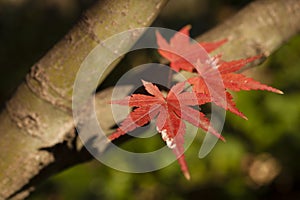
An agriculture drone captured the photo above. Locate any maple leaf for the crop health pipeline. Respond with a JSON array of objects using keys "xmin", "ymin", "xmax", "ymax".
[
  {"xmin": 156, "ymin": 25, "xmax": 227, "ymax": 72},
  {"xmin": 187, "ymin": 55, "xmax": 283, "ymax": 119},
  {"xmin": 109, "ymin": 80, "xmax": 225, "ymax": 180}
]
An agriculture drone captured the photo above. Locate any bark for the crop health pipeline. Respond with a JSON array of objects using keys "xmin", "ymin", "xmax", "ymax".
[
  {"xmin": 1, "ymin": 0, "xmax": 300, "ymax": 199},
  {"xmin": 0, "ymin": 0, "xmax": 168, "ymax": 199},
  {"xmin": 196, "ymin": 0, "xmax": 300, "ymax": 61}
]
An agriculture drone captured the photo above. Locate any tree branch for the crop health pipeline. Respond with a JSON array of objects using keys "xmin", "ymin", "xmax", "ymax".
[
  {"xmin": 196, "ymin": 0, "xmax": 300, "ymax": 60},
  {"xmin": 0, "ymin": 0, "xmax": 168, "ymax": 199}
]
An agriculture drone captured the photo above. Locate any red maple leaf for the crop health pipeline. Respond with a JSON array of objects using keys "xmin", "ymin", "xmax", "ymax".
[
  {"xmin": 109, "ymin": 80, "xmax": 225, "ymax": 180},
  {"xmin": 156, "ymin": 25, "xmax": 227, "ymax": 72},
  {"xmin": 187, "ymin": 55, "xmax": 283, "ymax": 119}
]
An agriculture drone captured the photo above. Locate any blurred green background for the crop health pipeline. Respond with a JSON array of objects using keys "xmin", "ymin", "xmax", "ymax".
[{"xmin": 1, "ymin": 0, "xmax": 300, "ymax": 199}]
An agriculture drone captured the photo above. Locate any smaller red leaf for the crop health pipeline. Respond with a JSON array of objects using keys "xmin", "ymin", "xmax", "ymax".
[
  {"xmin": 156, "ymin": 25, "xmax": 227, "ymax": 72},
  {"xmin": 218, "ymin": 55, "xmax": 262, "ymax": 74},
  {"xmin": 108, "ymin": 106, "xmax": 153, "ymax": 140},
  {"xmin": 200, "ymin": 38, "xmax": 228, "ymax": 53},
  {"xmin": 223, "ymin": 92, "xmax": 247, "ymax": 120},
  {"xmin": 170, "ymin": 24, "xmax": 192, "ymax": 46},
  {"xmin": 222, "ymin": 73, "xmax": 284, "ymax": 94},
  {"xmin": 142, "ymin": 80, "xmax": 165, "ymax": 99},
  {"xmin": 188, "ymin": 55, "xmax": 283, "ymax": 119}
]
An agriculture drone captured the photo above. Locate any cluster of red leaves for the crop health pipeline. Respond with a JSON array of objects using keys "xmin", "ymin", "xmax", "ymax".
[{"xmin": 108, "ymin": 25, "xmax": 282, "ymax": 180}]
